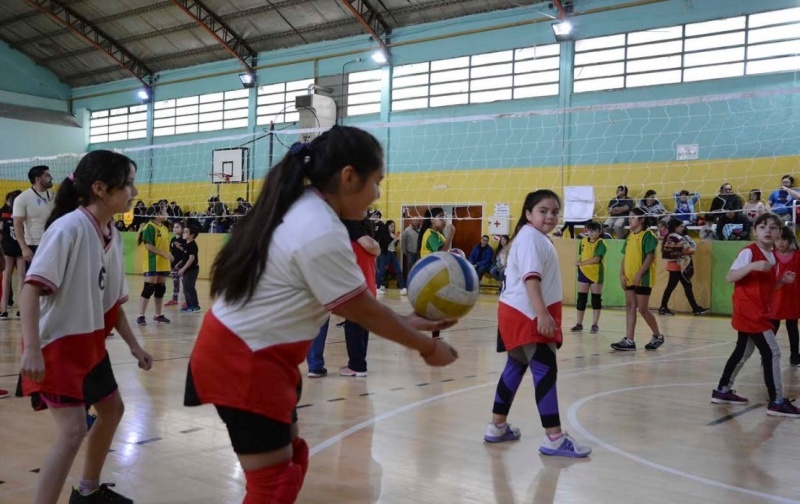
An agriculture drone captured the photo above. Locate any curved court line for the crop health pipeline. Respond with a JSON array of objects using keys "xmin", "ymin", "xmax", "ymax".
[
  {"xmin": 309, "ymin": 341, "xmax": 729, "ymax": 456},
  {"xmin": 310, "ymin": 381, "xmax": 492, "ymax": 456},
  {"xmin": 566, "ymin": 383, "xmax": 800, "ymax": 504}
]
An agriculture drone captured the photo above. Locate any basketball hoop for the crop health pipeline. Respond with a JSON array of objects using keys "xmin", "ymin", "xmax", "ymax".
[{"xmin": 210, "ymin": 172, "xmax": 232, "ymax": 184}]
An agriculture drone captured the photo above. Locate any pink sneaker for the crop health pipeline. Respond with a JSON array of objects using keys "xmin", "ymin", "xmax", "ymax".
[
  {"xmin": 165, "ymin": 299, "xmax": 178, "ymax": 307},
  {"xmin": 0, "ymin": 388, "xmax": 9, "ymax": 399},
  {"xmin": 339, "ymin": 366, "xmax": 367, "ymax": 377}
]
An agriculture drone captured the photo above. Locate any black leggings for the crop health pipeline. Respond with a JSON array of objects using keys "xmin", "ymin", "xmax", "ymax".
[
  {"xmin": 772, "ymin": 319, "xmax": 799, "ymax": 357},
  {"xmin": 660, "ymin": 270, "xmax": 699, "ymax": 311},
  {"xmin": 717, "ymin": 331, "xmax": 782, "ymax": 402}
]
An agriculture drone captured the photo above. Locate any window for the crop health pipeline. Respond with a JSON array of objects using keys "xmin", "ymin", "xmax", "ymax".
[
  {"xmin": 746, "ymin": 7, "xmax": 800, "ymax": 75},
  {"xmin": 153, "ymin": 89, "xmax": 251, "ymax": 137},
  {"xmin": 347, "ymin": 70, "xmax": 383, "ymax": 116},
  {"xmin": 573, "ymin": 7, "xmax": 800, "ymax": 93},
  {"xmin": 256, "ymin": 78, "xmax": 315, "ymax": 125},
  {"xmin": 89, "ymin": 105, "xmax": 147, "ymax": 144},
  {"xmin": 391, "ymin": 44, "xmax": 560, "ymax": 111}
]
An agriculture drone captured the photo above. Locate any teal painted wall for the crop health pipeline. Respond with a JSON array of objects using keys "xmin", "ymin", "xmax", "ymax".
[
  {"xmin": 0, "ymin": 41, "xmax": 85, "ymax": 161},
  {"xmin": 0, "ymin": 40, "xmax": 70, "ymax": 100},
  {"xmin": 2, "ymin": 0, "xmax": 799, "ymax": 187}
]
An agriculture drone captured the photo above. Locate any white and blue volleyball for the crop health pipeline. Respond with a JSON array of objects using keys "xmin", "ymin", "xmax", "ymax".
[{"xmin": 407, "ymin": 251, "xmax": 480, "ymax": 320}]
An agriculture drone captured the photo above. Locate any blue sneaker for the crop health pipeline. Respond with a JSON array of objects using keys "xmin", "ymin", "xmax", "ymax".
[
  {"xmin": 539, "ymin": 432, "xmax": 592, "ymax": 458},
  {"xmin": 483, "ymin": 422, "xmax": 521, "ymax": 443}
]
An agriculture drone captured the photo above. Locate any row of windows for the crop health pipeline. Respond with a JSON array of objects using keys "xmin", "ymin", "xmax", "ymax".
[
  {"xmin": 573, "ymin": 6, "xmax": 800, "ymax": 93},
  {"xmin": 89, "ymin": 7, "xmax": 800, "ymax": 142},
  {"xmin": 89, "ymin": 105, "xmax": 147, "ymax": 144},
  {"xmin": 152, "ymin": 89, "xmax": 250, "ymax": 137},
  {"xmin": 391, "ymin": 44, "xmax": 560, "ymax": 111}
]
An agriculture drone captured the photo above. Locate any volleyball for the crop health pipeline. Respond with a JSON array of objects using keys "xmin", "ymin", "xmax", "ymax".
[
  {"xmin": 449, "ymin": 248, "xmax": 466, "ymax": 258},
  {"xmin": 407, "ymin": 252, "xmax": 480, "ymax": 320}
]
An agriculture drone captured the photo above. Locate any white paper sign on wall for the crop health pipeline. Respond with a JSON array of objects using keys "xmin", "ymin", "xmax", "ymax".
[{"xmin": 677, "ymin": 144, "xmax": 699, "ymax": 161}]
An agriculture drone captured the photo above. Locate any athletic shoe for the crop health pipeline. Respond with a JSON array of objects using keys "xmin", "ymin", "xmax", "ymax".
[
  {"xmin": 189, "ymin": 306, "xmax": 201, "ymax": 313},
  {"xmin": 767, "ymin": 399, "xmax": 800, "ymax": 418},
  {"xmin": 307, "ymin": 368, "xmax": 327, "ymax": 378},
  {"xmin": 86, "ymin": 413, "xmax": 97, "ymax": 430},
  {"xmin": 164, "ymin": 299, "xmax": 178, "ymax": 307},
  {"xmin": 539, "ymin": 432, "xmax": 592, "ymax": 458},
  {"xmin": 658, "ymin": 307, "xmax": 675, "ymax": 316},
  {"xmin": 645, "ymin": 335, "xmax": 665, "ymax": 351},
  {"xmin": 790, "ymin": 354, "xmax": 800, "ymax": 367},
  {"xmin": 180, "ymin": 307, "xmax": 192, "ymax": 313},
  {"xmin": 570, "ymin": 324, "xmax": 583, "ymax": 333},
  {"xmin": 339, "ymin": 366, "xmax": 367, "ymax": 377},
  {"xmin": 136, "ymin": 316, "xmax": 146, "ymax": 326},
  {"xmin": 693, "ymin": 307, "xmax": 710, "ymax": 316},
  {"xmin": 154, "ymin": 315, "xmax": 170, "ymax": 324},
  {"xmin": 483, "ymin": 422, "xmax": 521, "ymax": 443},
  {"xmin": 0, "ymin": 388, "xmax": 9, "ymax": 399},
  {"xmin": 181, "ymin": 303, "xmax": 188, "ymax": 310},
  {"xmin": 400, "ymin": 288, "xmax": 408, "ymax": 296},
  {"xmin": 15, "ymin": 311, "xmax": 20, "ymax": 319},
  {"xmin": 610, "ymin": 337, "xmax": 636, "ymax": 351},
  {"xmin": 590, "ymin": 324, "xmax": 600, "ymax": 334},
  {"xmin": 0, "ymin": 312, "xmax": 8, "ymax": 320},
  {"xmin": 69, "ymin": 483, "xmax": 132, "ymax": 503},
  {"xmin": 711, "ymin": 389, "xmax": 748, "ymax": 404},
  {"xmin": 336, "ymin": 321, "xmax": 346, "ymax": 328}
]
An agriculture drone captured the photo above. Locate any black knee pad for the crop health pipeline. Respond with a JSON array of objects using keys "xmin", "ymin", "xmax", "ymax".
[
  {"xmin": 141, "ymin": 283, "xmax": 156, "ymax": 299},
  {"xmin": 591, "ymin": 293, "xmax": 602, "ymax": 310},
  {"xmin": 154, "ymin": 283, "xmax": 167, "ymax": 299},
  {"xmin": 576, "ymin": 292, "xmax": 588, "ymax": 311}
]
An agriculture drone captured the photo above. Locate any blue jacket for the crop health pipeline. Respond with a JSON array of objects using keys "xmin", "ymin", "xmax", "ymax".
[{"xmin": 469, "ymin": 244, "xmax": 494, "ymax": 269}]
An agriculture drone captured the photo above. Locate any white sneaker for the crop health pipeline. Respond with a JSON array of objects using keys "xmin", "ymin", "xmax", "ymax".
[
  {"xmin": 483, "ymin": 422, "xmax": 521, "ymax": 443},
  {"xmin": 539, "ymin": 432, "xmax": 592, "ymax": 458},
  {"xmin": 379, "ymin": 285, "xmax": 386, "ymax": 291},
  {"xmin": 400, "ymin": 288, "xmax": 408, "ymax": 296}
]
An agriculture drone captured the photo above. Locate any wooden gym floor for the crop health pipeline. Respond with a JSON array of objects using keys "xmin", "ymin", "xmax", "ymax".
[{"xmin": 1, "ymin": 275, "xmax": 799, "ymax": 504}]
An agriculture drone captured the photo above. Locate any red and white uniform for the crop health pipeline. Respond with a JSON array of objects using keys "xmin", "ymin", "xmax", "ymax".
[
  {"xmin": 21, "ymin": 207, "xmax": 128, "ymax": 399},
  {"xmin": 731, "ymin": 243, "xmax": 776, "ymax": 333},
  {"xmin": 498, "ymin": 224, "xmax": 563, "ymax": 350},
  {"xmin": 189, "ymin": 189, "xmax": 367, "ymax": 424}
]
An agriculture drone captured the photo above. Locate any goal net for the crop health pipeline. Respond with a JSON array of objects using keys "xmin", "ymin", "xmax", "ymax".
[{"xmin": 1, "ymin": 86, "xmax": 799, "ymax": 229}]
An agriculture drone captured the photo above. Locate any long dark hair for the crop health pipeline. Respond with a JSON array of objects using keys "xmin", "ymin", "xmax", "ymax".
[
  {"xmin": 416, "ymin": 207, "xmax": 445, "ymax": 254},
  {"xmin": 513, "ymin": 190, "xmax": 561, "ymax": 236},
  {"xmin": 211, "ymin": 125, "xmax": 384, "ymax": 303},
  {"xmin": 46, "ymin": 150, "xmax": 135, "ymax": 230}
]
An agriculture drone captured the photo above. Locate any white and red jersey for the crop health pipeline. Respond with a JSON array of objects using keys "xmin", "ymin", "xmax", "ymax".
[
  {"xmin": 189, "ymin": 189, "xmax": 367, "ymax": 423},
  {"xmin": 498, "ymin": 224, "xmax": 563, "ymax": 349},
  {"xmin": 22, "ymin": 207, "xmax": 128, "ymax": 398}
]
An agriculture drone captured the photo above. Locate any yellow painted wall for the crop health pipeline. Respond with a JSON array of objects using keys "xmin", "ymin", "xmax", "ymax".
[
  {"xmin": 2, "ymin": 153, "xmax": 794, "ymax": 233},
  {"xmin": 373, "ymin": 155, "xmax": 799, "ymax": 234}
]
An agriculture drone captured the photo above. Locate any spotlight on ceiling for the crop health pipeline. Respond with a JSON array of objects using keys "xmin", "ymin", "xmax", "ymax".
[
  {"xmin": 552, "ymin": 20, "xmax": 575, "ymax": 42},
  {"xmin": 371, "ymin": 50, "xmax": 389, "ymax": 65},
  {"xmin": 136, "ymin": 87, "xmax": 152, "ymax": 103},
  {"xmin": 239, "ymin": 72, "xmax": 256, "ymax": 88}
]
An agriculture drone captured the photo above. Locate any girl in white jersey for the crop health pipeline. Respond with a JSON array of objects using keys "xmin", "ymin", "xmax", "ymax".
[
  {"xmin": 484, "ymin": 190, "xmax": 591, "ymax": 458},
  {"xmin": 184, "ymin": 126, "xmax": 459, "ymax": 503},
  {"xmin": 19, "ymin": 150, "xmax": 154, "ymax": 504}
]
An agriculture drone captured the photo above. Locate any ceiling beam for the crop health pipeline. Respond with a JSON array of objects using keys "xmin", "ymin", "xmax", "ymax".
[
  {"xmin": 167, "ymin": 0, "xmax": 257, "ymax": 72},
  {"xmin": 22, "ymin": 0, "xmax": 153, "ymax": 87},
  {"xmin": 337, "ymin": 0, "xmax": 392, "ymax": 59}
]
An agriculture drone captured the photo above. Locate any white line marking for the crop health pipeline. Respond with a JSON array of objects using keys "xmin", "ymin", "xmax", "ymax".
[{"xmin": 566, "ymin": 383, "xmax": 800, "ymax": 504}]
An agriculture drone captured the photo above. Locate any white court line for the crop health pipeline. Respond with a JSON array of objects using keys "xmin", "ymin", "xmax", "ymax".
[
  {"xmin": 310, "ymin": 341, "xmax": 729, "ymax": 456},
  {"xmin": 566, "ymin": 383, "xmax": 800, "ymax": 504}
]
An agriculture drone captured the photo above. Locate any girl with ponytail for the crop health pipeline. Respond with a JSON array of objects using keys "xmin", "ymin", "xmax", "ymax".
[
  {"xmin": 19, "ymin": 150, "xmax": 153, "ymax": 503},
  {"xmin": 184, "ymin": 126, "xmax": 459, "ymax": 503}
]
